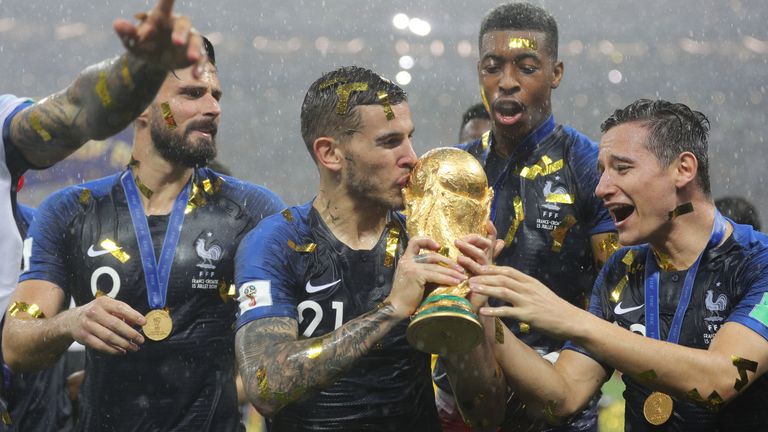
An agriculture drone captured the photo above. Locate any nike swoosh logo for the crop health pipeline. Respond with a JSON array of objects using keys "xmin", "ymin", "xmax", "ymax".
[
  {"xmin": 305, "ymin": 279, "xmax": 341, "ymax": 294},
  {"xmin": 87, "ymin": 245, "xmax": 121, "ymax": 257},
  {"xmin": 614, "ymin": 302, "xmax": 644, "ymax": 315}
]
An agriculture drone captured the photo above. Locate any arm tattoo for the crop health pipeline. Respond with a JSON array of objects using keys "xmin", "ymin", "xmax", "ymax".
[
  {"xmin": 235, "ymin": 303, "xmax": 400, "ymax": 416},
  {"xmin": 10, "ymin": 53, "xmax": 167, "ymax": 167}
]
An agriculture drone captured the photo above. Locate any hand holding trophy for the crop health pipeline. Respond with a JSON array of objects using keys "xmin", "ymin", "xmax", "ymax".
[{"xmin": 403, "ymin": 147, "xmax": 493, "ymax": 354}]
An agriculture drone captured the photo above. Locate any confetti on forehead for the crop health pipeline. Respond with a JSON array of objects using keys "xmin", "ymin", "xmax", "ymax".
[
  {"xmin": 335, "ymin": 82, "xmax": 369, "ymax": 115},
  {"xmin": 377, "ymin": 91, "xmax": 395, "ymax": 120},
  {"xmin": 508, "ymin": 37, "xmax": 538, "ymax": 50},
  {"xmin": 318, "ymin": 77, "xmax": 348, "ymax": 89}
]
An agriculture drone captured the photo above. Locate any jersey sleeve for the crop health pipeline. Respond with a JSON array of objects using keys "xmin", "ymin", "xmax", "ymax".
[
  {"xmin": 234, "ymin": 215, "xmax": 299, "ymax": 330},
  {"xmin": 565, "ymin": 128, "xmax": 614, "ymax": 235},
  {"xmin": 18, "ymin": 187, "xmax": 84, "ymax": 292},
  {"xmin": 726, "ymin": 248, "xmax": 768, "ymax": 342},
  {"xmin": 1, "ymin": 95, "xmax": 35, "ymax": 177},
  {"xmin": 221, "ymin": 175, "xmax": 286, "ymax": 230}
]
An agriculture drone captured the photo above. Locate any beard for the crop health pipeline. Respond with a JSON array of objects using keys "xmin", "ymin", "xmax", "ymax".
[
  {"xmin": 149, "ymin": 111, "xmax": 217, "ymax": 168},
  {"xmin": 344, "ymin": 154, "xmax": 404, "ymax": 211}
]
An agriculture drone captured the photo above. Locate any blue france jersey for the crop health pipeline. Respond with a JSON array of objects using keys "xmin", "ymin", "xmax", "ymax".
[
  {"xmin": 20, "ymin": 167, "xmax": 284, "ymax": 432},
  {"xmin": 566, "ymin": 221, "xmax": 768, "ymax": 430},
  {"xmin": 235, "ymin": 201, "xmax": 440, "ymax": 431},
  {"xmin": 458, "ymin": 116, "xmax": 613, "ymax": 353}
]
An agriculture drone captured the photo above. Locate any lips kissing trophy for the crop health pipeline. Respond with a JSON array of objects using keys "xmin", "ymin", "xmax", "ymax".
[{"xmin": 403, "ymin": 147, "xmax": 494, "ymax": 355}]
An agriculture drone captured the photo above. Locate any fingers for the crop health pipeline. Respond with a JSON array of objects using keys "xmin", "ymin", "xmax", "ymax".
[
  {"xmin": 493, "ymin": 239, "xmax": 505, "ymax": 259},
  {"xmin": 478, "ymin": 304, "xmax": 519, "ymax": 318},
  {"xmin": 72, "ymin": 298, "xmax": 146, "ymax": 355},
  {"xmin": 153, "ymin": 0, "xmax": 176, "ymax": 18},
  {"xmin": 113, "ymin": 19, "xmax": 139, "ymax": 48},
  {"xmin": 402, "ymin": 236, "xmax": 442, "ymax": 259},
  {"xmin": 470, "ymin": 281, "xmax": 520, "ymax": 306},
  {"xmin": 171, "ymin": 15, "xmax": 192, "ymax": 46}
]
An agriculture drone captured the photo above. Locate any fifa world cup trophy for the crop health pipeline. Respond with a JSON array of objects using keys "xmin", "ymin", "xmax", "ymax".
[{"xmin": 403, "ymin": 147, "xmax": 493, "ymax": 354}]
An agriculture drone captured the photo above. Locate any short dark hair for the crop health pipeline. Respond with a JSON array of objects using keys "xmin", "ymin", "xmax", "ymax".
[
  {"xmin": 300, "ymin": 66, "xmax": 407, "ymax": 159},
  {"xmin": 716, "ymin": 196, "xmax": 761, "ymax": 230},
  {"xmin": 202, "ymin": 36, "xmax": 216, "ymax": 67},
  {"xmin": 479, "ymin": 2, "xmax": 559, "ymax": 59},
  {"xmin": 460, "ymin": 103, "xmax": 490, "ymax": 131},
  {"xmin": 601, "ymin": 99, "xmax": 711, "ymax": 196}
]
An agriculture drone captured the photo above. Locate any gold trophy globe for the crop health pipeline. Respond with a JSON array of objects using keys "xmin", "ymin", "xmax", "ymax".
[{"xmin": 403, "ymin": 147, "xmax": 493, "ymax": 355}]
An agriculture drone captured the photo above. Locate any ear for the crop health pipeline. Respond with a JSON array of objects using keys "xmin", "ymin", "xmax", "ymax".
[
  {"xmin": 551, "ymin": 59, "xmax": 564, "ymax": 89},
  {"xmin": 135, "ymin": 106, "xmax": 152, "ymax": 129},
  {"xmin": 313, "ymin": 136, "xmax": 343, "ymax": 172},
  {"xmin": 674, "ymin": 151, "xmax": 699, "ymax": 190}
]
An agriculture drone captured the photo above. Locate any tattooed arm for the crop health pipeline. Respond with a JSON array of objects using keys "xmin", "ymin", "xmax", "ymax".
[
  {"xmin": 7, "ymin": 0, "xmax": 206, "ymax": 168},
  {"xmin": 235, "ymin": 236, "xmax": 468, "ymax": 417}
]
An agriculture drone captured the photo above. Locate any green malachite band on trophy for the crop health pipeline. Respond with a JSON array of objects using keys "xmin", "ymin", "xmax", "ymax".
[
  {"xmin": 420, "ymin": 294, "xmax": 473, "ymax": 308},
  {"xmin": 412, "ymin": 305, "xmax": 478, "ymax": 320}
]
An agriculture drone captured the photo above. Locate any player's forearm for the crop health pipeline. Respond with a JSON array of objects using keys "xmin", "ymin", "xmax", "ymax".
[
  {"xmin": 572, "ymin": 314, "xmax": 749, "ymax": 405},
  {"xmin": 2, "ymin": 310, "xmax": 74, "ymax": 372},
  {"xmin": 236, "ymin": 303, "xmax": 403, "ymax": 417},
  {"xmin": 12, "ymin": 52, "xmax": 166, "ymax": 167},
  {"xmin": 492, "ymin": 325, "xmax": 583, "ymax": 423},
  {"xmin": 443, "ymin": 316, "xmax": 506, "ymax": 430}
]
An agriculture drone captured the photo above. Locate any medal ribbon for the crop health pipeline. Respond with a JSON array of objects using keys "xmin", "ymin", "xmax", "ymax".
[
  {"xmin": 644, "ymin": 211, "xmax": 727, "ymax": 342},
  {"xmin": 121, "ymin": 170, "xmax": 191, "ymax": 310}
]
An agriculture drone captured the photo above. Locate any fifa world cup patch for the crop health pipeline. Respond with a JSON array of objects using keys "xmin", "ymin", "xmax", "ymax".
[
  {"xmin": 238, "ymin": 280, "xmax": 273, "ymax": 314},
  {"xmin": 749, "ymin": 292, "xmax": 768, "ymax": 327}
]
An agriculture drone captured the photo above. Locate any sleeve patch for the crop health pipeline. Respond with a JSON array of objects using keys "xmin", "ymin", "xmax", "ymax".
[
  {"xmin": 238, "ymin": 280, "xmax": 273, "ymax": 314},
  {"xmin": 749, "ymin": 292, "xmax": 768, "ymax": 327}
]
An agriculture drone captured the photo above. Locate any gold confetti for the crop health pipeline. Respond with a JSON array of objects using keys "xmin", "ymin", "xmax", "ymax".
[
  {"xmin": 29, "ymin": 113, "xmax": 52, "ymax": 142},
  {"xmin": 519, "ymin": 322, "xmax": 530, "ymax": 333},
  {"xmin": 120, "ymin": 56, "xmax": 134, "ymax": 88},
  {"xmin": 79, "ymin": 189, "xmax": 92, "ymax": 206},
  {"xmin": 504, "ymin": 196, "xmax": 524, "ymax": 246},
  {"xmin": 335, "ymin": 82, "xmax": 368, "ymax": 115},
  {"xmin": 545, "ymin": 193, "xmax": 574, "ymax": 204},
  {"xmin": 318, "ymin": 77, "xmax": 348, "ymax": 89},
  {"xmin": 306, "ymin": 338, "xmax": 324, "ymax": 359},
  {"xmin": 480, "ymin": 130, "xmax": 491, "ymax": 151},
  {"xmin": 509, "ymin": 37, "xmax": 538, "ymax": 50},
  {"xmin": 134, "ymin": 175, "xmax": 154, "ymax": 199},
  {"xmin": 519, "ymin": 156, "xmax": 564, "ymax": 180},
  {"xmin": 281, "ymin": 208, "xmax": 294, "ymax": 223},
  {"xmin": 551, "ymin": 214, "xmax": 577, "ymax": 252},
  {"xmin": 377, "ymin": 91, "xmax": 395, "ymax": 120},
  {"xmin": 384, "ymin": 221, "xmax": 401, "ymax": 267},
  {"xmin": 100, "ymin": 239, "xmax": 130, "ymax": 263},
  {"xmin": 480, "ymin": 87, "xmax": 491, "ymax": 114},
  {"xmin": 636, "ymin": 369, "xmax": 658, "ymax": 381},
  {"xmin": 667, "ymin": 202, "xmax": 693, "ymax": 220},
  {"xmin": 732, "ymin": 355, "xmax": 758, "ymax": 392},
  {"xmin": 599, "ymin": 233, "xmax": 621, "ymax": 257},
  {"xmin": 160, "ymin": 102, "xmax": 177, "ymax": 130},
  {"xmin": 95, "ymin": 71, "xmax": 113, "ymax": 108},
  {"xmin": 288, "ymin": 239, "xmax": 317, "ymax": 253},
  {"xmin": 610, "ymin": 275, "xmax": 628, "ymax": 303},
  {"xmin": 8, "ymin": 301, "xmax": 45, "ymax": 319},
  {"xmin": 495, "ymin": 317, "xmax": 505, "ymax": 344}
]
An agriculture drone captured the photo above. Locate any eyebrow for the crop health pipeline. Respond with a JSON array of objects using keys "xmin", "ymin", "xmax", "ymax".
[
  {"xmin": 597, "ymin": 154, "xmax": 634, "ymax": 171},
  {"xmin": 481, "ymin": 52, "xmax": 541, "ymax": 63},
  {"xmin": 375, "ymin": 128, "xmax": 415, "ymax": 143}
]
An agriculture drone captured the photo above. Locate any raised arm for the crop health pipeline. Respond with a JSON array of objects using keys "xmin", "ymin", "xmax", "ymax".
[
  {"xmin": 235, "ymin": 237, "xmax": 467, "ymax": 417},
  {"xmin": 7, "ymin": 0, "xmax": 206, "ymax": 168}
]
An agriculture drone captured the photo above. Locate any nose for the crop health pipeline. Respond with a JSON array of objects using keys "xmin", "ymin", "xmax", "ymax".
[
  {"xmin": 498, "ymin": 64, "xmax": 520, "ymax": 94},
  {"xmin": 202, "ymin": 93, "xmax": 221, "ymax": 119},
  {"xmin": 594, "ymin": 170, "xmax": 612, "ymax": 200},
  {"xmin": 400, "ymin": 137, "xmax": 418, "ymax": 169}
]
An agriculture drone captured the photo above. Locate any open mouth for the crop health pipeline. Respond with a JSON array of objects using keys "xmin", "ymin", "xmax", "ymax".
[
  {"xmin": 493, "ymin": 99, "xmax": 524, "ymax": 126},
  {"xmin": 610, "ymin": 204, "xmax": 635, "ymax": 223}
]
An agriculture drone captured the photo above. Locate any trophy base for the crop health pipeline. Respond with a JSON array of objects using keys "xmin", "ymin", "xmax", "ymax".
[{"xmin": 406, "ymin": 297, "xmax": 483, "ymax": 355}]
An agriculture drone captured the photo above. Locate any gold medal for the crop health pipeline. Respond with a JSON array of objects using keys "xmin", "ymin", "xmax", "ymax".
[
  {"xmin": 643, "ymin": 391, "xmax": 673, "ymax": 425},
  {"xmin": 143, "ymin": 309, "xmax": 173, "ymax": 341}
]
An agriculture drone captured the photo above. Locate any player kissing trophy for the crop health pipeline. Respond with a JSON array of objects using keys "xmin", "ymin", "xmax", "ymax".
[{"xmin": 403, "ymin": 147, "xmax": 493, "ymax": 355}]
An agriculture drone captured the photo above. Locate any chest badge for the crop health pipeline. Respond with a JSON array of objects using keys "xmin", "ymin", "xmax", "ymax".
[
  {"xmin": 704, "ymin": 288, "xmax": 727, "ymax": 322},
  {"xmin": 195, "ymin": 232, "xmax": 222, "ymax": 270}
]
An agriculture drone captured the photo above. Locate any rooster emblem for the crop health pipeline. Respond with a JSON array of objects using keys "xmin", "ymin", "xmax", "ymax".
[
  {"xmin": 704, "ymin": 289, "xmax": 727, "ymax": 321},
  {"xmin": 196, "ymin": 233, "xmax": 222, "ymax": 269}
]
